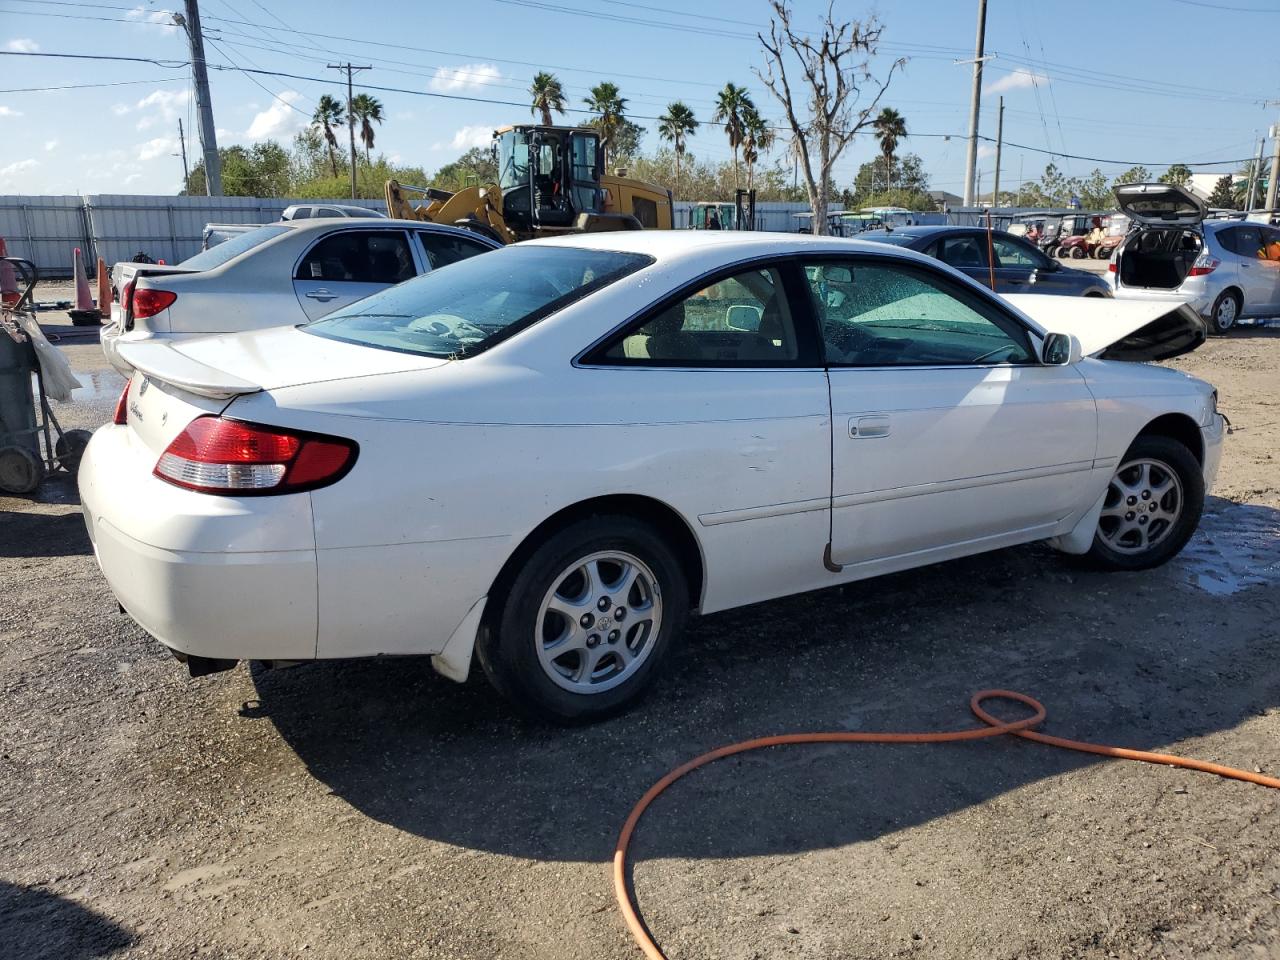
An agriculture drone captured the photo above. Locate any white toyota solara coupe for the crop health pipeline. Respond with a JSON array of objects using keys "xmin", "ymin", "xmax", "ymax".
[{"xmin": 79, "ymin": 231, "xmax": 1223, "ymax": 720}]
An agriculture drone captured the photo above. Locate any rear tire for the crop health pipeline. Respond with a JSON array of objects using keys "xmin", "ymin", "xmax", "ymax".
[
  {"xmin": 1208, "ymin": 289, "xmax": 1240, "ymax": 334},
  {"xmin": 1085, "ymin": 435, "xmax": 1203, "ymax": 572},
  {"xmin": 1070, "ymin": 245, "xmax": 1086, "ymax": 259},
  {"xmin": 476, "ymin": 515, "xmax": 690, "ymax": 722}
]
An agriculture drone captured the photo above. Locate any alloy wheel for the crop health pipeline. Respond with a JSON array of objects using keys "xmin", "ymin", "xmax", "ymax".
[
  {"xmin": 1215, "ymin": 295, "xmax": 1237, "ymax": 330},
  {"xmin": 1097, "ymin": 457, "xmax": 1184, "ymax": 555},
  {"xmin": 535, "ymin": 551, "xmax": 663, "ymax": 694}
]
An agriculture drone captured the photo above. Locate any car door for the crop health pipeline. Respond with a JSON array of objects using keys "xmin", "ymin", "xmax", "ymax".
[
  {"xmin": 990, "ymin": 234, "xmax": 1060, "ymax": 294},
  {"xmin": 929, "ymin": 232, "xmax": 993, "ymax": 289},
  {"xmin": 414, "ymin": 230, "xmax": 496, "ymax": 273},
  {"xmin": 803, "ymin": 256, "xmax": 1098, "ymax": 569},
  {"xmin": 1218, "ymin": 225, "xmax": 1273, "ymax": 314},
  {"xmin": 580, "ymin": 259, "xmax": 831, "ymax": 612},
  {"xmin": 1251, "ymin": 226, "xmax": 1280, "ymax": 312},
  {"xmin": 293, "ymin": 228, "xmax": 419, "ymax": 321}
]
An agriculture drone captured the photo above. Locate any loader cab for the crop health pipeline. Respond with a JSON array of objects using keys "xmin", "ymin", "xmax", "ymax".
[{"xmin": 495, "ymin": 125, "xmax": 605, "ymax": 234}]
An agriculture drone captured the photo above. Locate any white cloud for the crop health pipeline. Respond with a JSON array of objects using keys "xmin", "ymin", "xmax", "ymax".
[
  {"xmin": 44, "ymin": 139, "xmax": 58, "ymax": 151},
  {"xmin": 428, "ymin": 63, "xmax": 501, "ymax": 93},
  {"xmin": 0, "ymin": 159, "xmax": 38, "ymax": 187},
  {"xmin": 117, "ymin": 88, "xmax": 191, "ymax": 130},
  {"xmin": 440, "ymin": 125, "xmax": 495, "ymax": 151},
  {"xmin": 126, "ymin": 5, "xmax": 179, "ymax": 34},
  {"xmin": 0, "ymin": 106, "xmax": 23, "ymax": 118},
  {"xmin": 6, "ymin": 38, "xmax": 39, "ymax": 53},
  {"xmin": 983, "ymin": 68, "xmax": 1050, "ymax": 95},
  {"xmin": 245, "ymin": 91, "xmax": 306, "ymax": 140},
  {"xmin": 138, "ymin": 137, "xmax": 178, "ymax": 161},
  {"xmin": 977, "ymin": 144, "xmax": 996, "ymax": 160}
]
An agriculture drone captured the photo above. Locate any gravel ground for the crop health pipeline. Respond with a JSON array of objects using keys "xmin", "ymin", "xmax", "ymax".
[{"xmin": 1, "ymin": 304, "xmax": 1278, "ymax": 960}]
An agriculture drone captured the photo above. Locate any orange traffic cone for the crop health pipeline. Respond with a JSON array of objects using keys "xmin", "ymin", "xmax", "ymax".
[
  {"xmin": 96, "ymin": 257, "xmax": 111, "ymax": 317},
  {"xmin": 69, "ymin": 247, "xmax": 103, "ymax": 326}
]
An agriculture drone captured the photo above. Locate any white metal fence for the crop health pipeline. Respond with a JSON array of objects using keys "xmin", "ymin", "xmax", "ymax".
[{"xmin": 0, "ymin": 194, "xmax": 387, "ymax": 277}]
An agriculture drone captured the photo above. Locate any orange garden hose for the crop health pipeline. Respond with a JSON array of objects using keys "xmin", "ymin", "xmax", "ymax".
[{"xmin": 613, "ymin": 690, "xmax": 1280, "ymax": 960}]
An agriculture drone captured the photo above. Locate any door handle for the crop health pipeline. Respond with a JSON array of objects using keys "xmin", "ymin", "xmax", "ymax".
[
  {"xmin": 305, "ymin": 288, "xmax": 337, "ymax": 301},
  {"xmin": 849, "ymin": 415, "xmax": 890, "ymax": 439}
]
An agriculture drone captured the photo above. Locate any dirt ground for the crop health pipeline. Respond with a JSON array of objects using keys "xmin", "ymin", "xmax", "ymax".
[{"xmin": 1, "ymin": 309, "xmax": 1278, "ymax": 960}]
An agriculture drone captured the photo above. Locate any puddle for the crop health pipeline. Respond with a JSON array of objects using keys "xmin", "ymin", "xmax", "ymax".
[
  {"xmin": 68, "ymin": 368, "xmax": 126, "ymax": 404},
  {"xmin": 1176, "ymin": 500, "xmax": 1280, "ymax": 595}
]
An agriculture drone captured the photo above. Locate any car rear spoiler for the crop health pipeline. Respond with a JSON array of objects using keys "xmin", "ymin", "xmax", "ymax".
[{"xmin": 115, "ymin": 340, "xmax": 262, "ymax": 400}]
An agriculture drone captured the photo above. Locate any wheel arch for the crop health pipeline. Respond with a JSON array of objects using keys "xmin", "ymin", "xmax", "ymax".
[
  {"xmin": 487, "ymin": 494, "xmax": 707, "ymax": 614},
  {"xmin": 1134, "ymin": 412, "xmax": 1204, "ymax": 464}
]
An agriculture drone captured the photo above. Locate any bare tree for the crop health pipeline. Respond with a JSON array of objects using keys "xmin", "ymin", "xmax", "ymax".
[{"xmin": 757, "ymin": 2, "xmax": 904, "ymax": 235}]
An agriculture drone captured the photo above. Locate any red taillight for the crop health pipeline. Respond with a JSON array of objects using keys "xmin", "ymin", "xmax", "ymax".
[
  {"xmin": 1188, "ymin": 255, "xmax": 1219, "ymax": 277},
  {"xmin": 121, "ymin": 280, "xmax": 134, "ymax": 313},
  {"xmin": 1107, "ymin": 261, "xmax": 1116, "ymax": 273},
  {"xmin": 132, "ymin": 287, "xmax": 177, "ymax": 319},
  {"xmin": 154, "ymin": 416, "xmax": 357, "ymax": 495},
  {"xmin": 112, "ymin": 378, "xmax": 131, "ymax": 425}
]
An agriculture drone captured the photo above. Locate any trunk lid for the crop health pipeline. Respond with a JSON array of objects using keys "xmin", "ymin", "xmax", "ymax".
[
  {"xmin": 111, "ymin": 262, "xmax": 201, "ymax": 330},
  {"xmin": 1112, "ymin": 183, "xmax": 1206, "ymax": 227},
  {"xmin": 118, "ymin": 324, "xmax": 449, "ymax": 395},
  {"xmin": 1003, "ymin": 294, "xmax": 1206, "ymax": 361}
]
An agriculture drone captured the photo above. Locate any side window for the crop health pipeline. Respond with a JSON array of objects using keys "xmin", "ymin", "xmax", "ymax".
[
  {"xmin": 600, "ymin": 265, "xmax": 799, "ymax": 366},
  {"xmin": 289, "ymin": 207, "xmax": 312, "ymax": 220},
  {"xmin": 934, "ymin": 235, "xmax": 987, "ymax": 269},
  {"xmin": 316, "ymin": 207, "xmax": 343, "ymax": 218},
  {"xmin": 631, "ymin": 196, "xmax": 659, "ymax": 228},
  {"xmin": 418, "ymin": 232, "xmax": 493, "ymax": 270},
  {"xmin": 1260, "ymin": 227, "xmax": 1280, "ymax": 261},
  {"xmin": 295, "ymin": 230, "xmax": 416, "ymax": 284},
  {"xmin": 1215, "ymin": 227, "xmax": 1239, "ymax": 256},
  {"xmin": 803, "ymin": 260, "xmax": 1034, "ymax": 367},
  {"xmin": 991, "ymin": 236, "xmax": 1042, "ymax": 269}
]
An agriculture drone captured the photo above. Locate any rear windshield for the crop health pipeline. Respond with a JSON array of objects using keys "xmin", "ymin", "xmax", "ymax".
[
  {"xmin": 181, "ymin": 225, "xmax": 289, "ymax": 270},
  {"xmin": 858, "ymin": 232, "xmax": 917, "ymax": 246},
  {"xmin": 303, "ymin": 245, "xmax": 652, "ymax": 358}
]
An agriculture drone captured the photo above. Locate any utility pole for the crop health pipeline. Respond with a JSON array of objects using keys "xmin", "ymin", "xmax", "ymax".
[
  {"xmin": 179, "ymin": 1, "xmax": 221, "ymax": 195},
  {"xmin": 329, "ymin": 63, "xmax": 371, "ymax": 200},
  {"xmin": 1246, "ymin": 136, "xmax": 1264, "ymax": 212},
  {"xmin": 1267, "ymin": 121, "xmax": 1280, "ymax": 213},
  {"xmin": 175, "ymin": 118, "xmax": 190, "ymax": 189},
  {"xmin": 960, "ymin": 0, "xmax": 989, "ymax": 207},
  {"xmin": 992, "ymin": 96, "xmax": 1004, "ymax": 209}
]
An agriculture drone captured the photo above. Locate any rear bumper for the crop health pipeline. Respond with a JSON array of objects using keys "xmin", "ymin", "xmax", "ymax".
[
  {"xmin": 1111, "ymin": 284, "xmax": 1213, "ymax": 317},
  {"xmin": 79, "ymin": 423, "xmax": 319, "ymax": 660}
]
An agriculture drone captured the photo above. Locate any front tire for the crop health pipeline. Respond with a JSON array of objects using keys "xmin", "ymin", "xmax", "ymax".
[
  {"xmin": 1209, "ymin": 289, "xmax": 1240, "ymax": 334},
  {"xmin": 1086, "ymin": 435, "xmax": 1203, "ymax": 571},
  {"xmin": 477, "ymin": 515, "xmax": 689, "ymax": 722}
]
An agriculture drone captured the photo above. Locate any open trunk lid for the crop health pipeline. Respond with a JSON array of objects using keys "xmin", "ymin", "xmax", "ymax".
[
  {"xmin": 1003, "ymin": 294, "xmax": 1206, "ymax": 361},
  {"xmin": 1112, "ymin": 183, "xmax": 1206, "ymax": 227}
]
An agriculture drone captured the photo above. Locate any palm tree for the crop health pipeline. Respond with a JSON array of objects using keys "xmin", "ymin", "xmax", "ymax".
[
  {"xmin": 349, "ymin": 93, "xmax": 384, "ymax": 165},
  {"xmin": 312, "ymin": 94, "xmax": 345, "ymax": 177},
  {"xmin": 657, "ymin": 101, "xmax": 698, "ymax": 200},
  {"xmin": 713, "ymin": 83, "xmax": 755, "ymax": 192},
  {"xmin": 872, "ymin": 107, "xmax": 907, "ymax": 192},
  {"xmin": 583, "ymin": 81, "xmax": 627, "ymax": 165},
  {"xmin": 530, "ymin": 71, "xmax": 567, "ymax": 126},
  {"xmin": 741, "ymin": 108, "xmax": 775, "ymax": 194}
]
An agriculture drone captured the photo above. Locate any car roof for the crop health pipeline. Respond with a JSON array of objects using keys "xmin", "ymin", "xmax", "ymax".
[
  {"xmin": 273, "ymin": 217, "xmax": 497, "ymax": 240},
  {"xmin": 525, "ymin": 229, "xmax": 943, "ymax": 268}
]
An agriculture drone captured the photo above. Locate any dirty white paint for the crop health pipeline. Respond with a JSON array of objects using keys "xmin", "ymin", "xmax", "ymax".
[{"xmin": 1177, "ymin": 500, "xmax": 1280, "ymax": 595}]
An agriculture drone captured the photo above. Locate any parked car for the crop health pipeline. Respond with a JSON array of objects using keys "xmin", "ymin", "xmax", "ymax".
[
  {"xmin": 857, "ymin": 225, "xmax": 1112, "ymax": 297},
  {"xmin": 281, "ymin": 203, "xmax": 387, "ymax": 220},
  {"xmin": 102, "ymin": 219, "xmax": 500, "ymax": 374},
  {"xmin": 1109, "ymin": 183, "xmax": 1280, "ymax": 333},
  {"xmin": 80, "ymin": 232, "xmax": 1221, "ymax": 720}
]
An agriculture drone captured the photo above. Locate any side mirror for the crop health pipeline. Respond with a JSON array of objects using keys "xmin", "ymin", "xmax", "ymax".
[{"xmin": 1042, "ymin": 332, "xmax": 1083, "ymax": 366}]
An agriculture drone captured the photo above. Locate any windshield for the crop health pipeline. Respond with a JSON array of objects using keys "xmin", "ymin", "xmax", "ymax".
[
  {"xmin": 303, "ymin": 245, "xmax": 652, "ymax": 358},
  {"xmin": 497, "ymin": 130, "xmax": 529, "ymax": 191},
  {"xmin": 181, "ymin": 225, "xmax": 289, "ymax": 270}
]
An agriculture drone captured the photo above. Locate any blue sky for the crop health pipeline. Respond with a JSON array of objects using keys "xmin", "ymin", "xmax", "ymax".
[{"xmin": 1, "ymin": 0, "xmax": 1277, "ymax": 197}]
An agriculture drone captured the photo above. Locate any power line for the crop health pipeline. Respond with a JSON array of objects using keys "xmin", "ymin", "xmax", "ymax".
[{"xmin": 0, "ymin": 76, "xmax": 187, "ymax": 93}]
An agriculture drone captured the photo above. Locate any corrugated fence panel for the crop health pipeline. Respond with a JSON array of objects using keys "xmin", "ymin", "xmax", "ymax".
[
  {"xmin": 0, "ymin": 194, "xmax": 389, "ymax": 277},
  {"xmin": 0, "ymin": 196, "xmax": 91, "ymax": 279}
]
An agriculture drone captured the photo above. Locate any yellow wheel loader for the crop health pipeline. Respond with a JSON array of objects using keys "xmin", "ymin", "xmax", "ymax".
[{"xmin": 385, "ymin": 125, "xmax": 672, "ymax": 244}]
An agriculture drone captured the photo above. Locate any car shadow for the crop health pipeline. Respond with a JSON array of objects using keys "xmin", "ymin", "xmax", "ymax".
[
  {"xmin": 0, "ymin": 506, "xmax": 91, "ymax": 558},
  {"xmin": 244, "ymin": 497, "xmax": 1276, "ymax": 864},
  {"xmin": 0, "ymin": 881, "xmax": 135, "ymax": 959}
]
